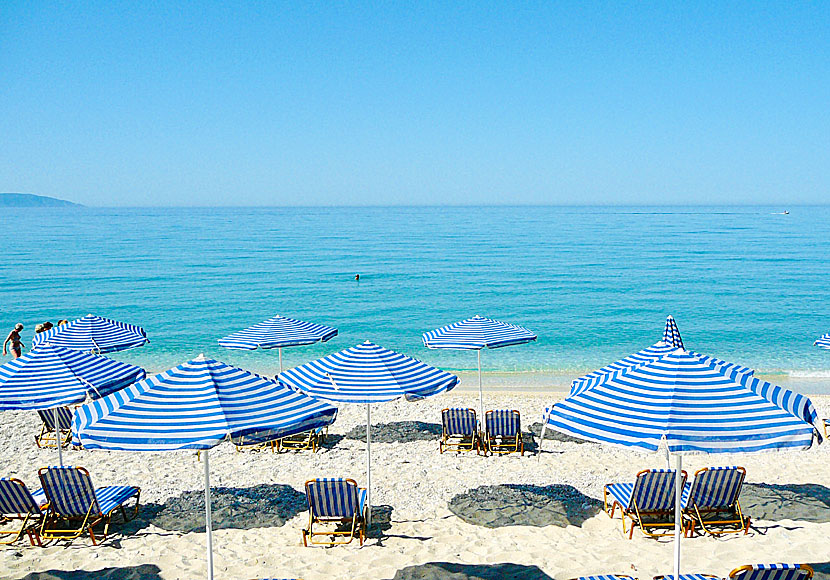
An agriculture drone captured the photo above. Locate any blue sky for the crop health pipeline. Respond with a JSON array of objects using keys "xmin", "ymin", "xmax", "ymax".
[{"xmin": 1, "ymin": 2, "xmax": 828, "ymax": 206}]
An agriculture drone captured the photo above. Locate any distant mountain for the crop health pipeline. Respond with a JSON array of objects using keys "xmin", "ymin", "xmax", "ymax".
[{"xmin": 0, "ymin": 193, "xmax": 82, "ymax": 207}]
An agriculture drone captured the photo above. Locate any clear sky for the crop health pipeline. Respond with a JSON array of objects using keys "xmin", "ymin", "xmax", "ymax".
[{"xmin": 1, "ymin": 2, "xmax": 828, "ymax": 207}]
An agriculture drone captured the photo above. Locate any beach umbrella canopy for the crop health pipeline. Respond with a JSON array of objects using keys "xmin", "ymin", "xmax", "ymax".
[
  {"xmin": 541, "ymin": 318, "xmax": 821, "ymax": 579},
  {"xmin": 0, "ymin": 343, "xmax": 145, "ymax": 465},
  {"xmin": 279, "ymin": 341, "xmax": 458, "ymax": 523},
  {"xmin": 815, "ymin": 333, "xmax": 830, "ymax": 349},
  {"xmin": 32, "ymin": 314, "xmax": 148, "ymax": 353},
  {"xmin": 571, "ymin": 316, "xmax": 753, "ymax": 396},
  {"xmin": 73, "ymin": 355, "xmax": 337, "ymax": 580},
  {"xmin": 422, "ymin": 315, "xmax": 536, "ymax": 418},
  {"xmin": 218, "ymin": 314, "xmax": 337, "ymax": 371}
]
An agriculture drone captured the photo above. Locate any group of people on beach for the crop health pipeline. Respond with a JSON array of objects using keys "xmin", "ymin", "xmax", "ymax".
[{"xmin": 3, "ymin": 320, "xmax": 69, "ymax": 359}]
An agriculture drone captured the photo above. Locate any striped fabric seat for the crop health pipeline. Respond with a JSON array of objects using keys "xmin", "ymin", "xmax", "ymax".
[
  {"xmin": 572, "ymin": 576, "xmax": 637, "ymax": 580},
  {"xmin": 654, "ymin": 575, "xmax": 720, "ymax": 580},
  {"xmin": 0, "ymin": 478, "xmax": 46, "ymax": 546},
  {"xmin": 38, "ymin": 466, "xmax": 140, "ymax": 545},
  {"xmin": 729, "ymin": 564, "xmax": 813, "ymax": 580},
  {"xmin": 35, "ymin": 407, "xmax": 74, "ymax": 449},
  {"xmin": 484, "ymin": 409, "xmax": 523, "ymax": 455},
  {"xmin": 303, "ymin": 478, "xmax": 367, "ymax": 546},
  {"xmin": 604, "ymin": 469, "xmax": 688, "ymax": 539},
  {"xmin": 683, "ymin": 466, "xmax": 749, "ymax": 536},
  {"xmin": 440, "ymin": 408, "xmax": 481, "ymax": 454}
]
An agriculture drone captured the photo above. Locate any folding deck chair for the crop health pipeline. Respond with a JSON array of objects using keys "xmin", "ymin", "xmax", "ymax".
[
  {"xmin": 0, "ymin": 478, "xmax": 47, "ymax": 546},
  {"xmin": 38, "ymin": 466, "xmax": 140, "ymax": 545},
  {"xmin": 683, "ymin": 466, "xmax": 750, "ymax": 537},
  {"xmin": 277, "ymin": 426, "xmax": 327, "ymax": 453},
  {"xmin": 728, "ymin": 565, "xmax": 813, "ymax": 580},
  {"xmin": 484, "ymin": 409, "xmax": 523, "ymax": 455},
  {"xmin": 302, "ymin": 478, "xmax": 367, "ymax": 546},
  {"xmin": 604, "ymin": 468, "xmax": 688, "ymax": 538},
  {"xmin": 35, "ymin": 407, "xmax": 74, "ymax": 449},
  {"xmin": 440, "ymin": 408, "xmax": 481, "ymax": 454}
]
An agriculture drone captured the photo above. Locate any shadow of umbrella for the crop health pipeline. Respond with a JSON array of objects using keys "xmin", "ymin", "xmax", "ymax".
[
  {"xmin": 741, "ymin": 483, "xmax": 830, "ymax": 524},
  {"xmin": 126, "ymin": 483, "xmax": 307, "ymax": 534},
  {"xmin": 808, "ymin": 562, "xmax": 830, "ymax": 580},
  {"xmin": 15, "ymin": 565, "xmax": 163, "ymax": 580},
  {"xmin": 448, "ymin": 484, "xmax": 602, "ymax": 528},
  {"xmin": 346, "ymin": 421, "xmax": 443, "ymax": 443},
  {"xmin": 387, "ymin": 562, "xmax": 554, "ymax": 580}
]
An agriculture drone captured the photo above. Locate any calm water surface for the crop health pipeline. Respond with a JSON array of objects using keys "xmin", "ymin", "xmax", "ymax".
[{"xmin": 1, "ymin": 206, "xmax": 828, "ymax": 393}]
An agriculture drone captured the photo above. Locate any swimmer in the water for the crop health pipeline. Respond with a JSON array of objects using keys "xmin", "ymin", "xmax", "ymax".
[
  {"xmin": 3, "ymin": 323, "xmax": 24, "ymax": 358},
  {"xmin": 355, "ymin": 274, "xmax": 360, "ymax": 281}
]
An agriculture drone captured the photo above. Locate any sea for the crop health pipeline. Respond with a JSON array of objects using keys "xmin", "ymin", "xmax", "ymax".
[{"xmin": 2, "ymin": 205, "xmax": 829, "ymax": 394}]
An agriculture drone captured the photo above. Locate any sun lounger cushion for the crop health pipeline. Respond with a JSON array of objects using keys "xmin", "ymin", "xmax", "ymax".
[
  {"xmin": 307, "ymin": 478, "xmax": 366, "ymax": 518},
  {"xmin": 730, "ymin": 564, "xmax": 812, "ymax": 580},
  {"xmin": 443, "ymin": 408, "xmax": 476, "ymax": 435},
  {"xmin": 605, "ymin": 474, "xmax": 690, "ymax": 512},
  {"xmin": 486, "ymin": 410, "xmax": 520, "ymax": 437},
  {"xmin": 0, "ymin": 479, "xmax": 45, "ymax": 514},
  {"xmin": 573, "ymin": 575, "xmax": 637, "ymax": 580},
  {"xmin": 40, "ymin": 467, "xmax": 138, "ymax": 517},
  {"xmin": 683, "ymin": 466, "xmax": 744, "ymax": 509}
]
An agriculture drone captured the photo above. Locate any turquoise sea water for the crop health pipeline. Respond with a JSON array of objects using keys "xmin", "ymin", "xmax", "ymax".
[{"xmin": 2, "ymin": 206, "xmax": 829, "ymax": 393}]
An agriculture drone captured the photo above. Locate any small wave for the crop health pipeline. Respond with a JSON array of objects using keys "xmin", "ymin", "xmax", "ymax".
[{"xmin": 787, "ymin": 370, "xmax": 830, "ymax": 378}]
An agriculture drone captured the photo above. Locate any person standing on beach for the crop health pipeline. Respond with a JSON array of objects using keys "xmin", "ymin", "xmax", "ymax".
[{"xmin": 3, "ymin": 323, "xmax": 24, "ymax": 358}]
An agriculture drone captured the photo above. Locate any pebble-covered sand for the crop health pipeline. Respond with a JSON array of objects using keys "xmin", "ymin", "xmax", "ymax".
[{"xmin": 2, "ymin": 391, "xmax": 829, "ymax": 580}]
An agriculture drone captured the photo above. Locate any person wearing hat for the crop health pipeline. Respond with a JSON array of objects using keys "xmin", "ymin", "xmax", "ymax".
[{"xmin": 3, "ymin": 323, "xmax": 24, "ymax": 358}]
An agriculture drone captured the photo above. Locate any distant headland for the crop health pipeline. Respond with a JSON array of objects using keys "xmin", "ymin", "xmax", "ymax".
[{"xmin": 0, "ymin": 193, "xmax": 82, "ymax": 207}]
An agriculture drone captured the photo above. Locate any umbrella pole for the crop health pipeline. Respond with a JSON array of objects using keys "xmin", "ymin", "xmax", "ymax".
[
  {"xmin": 54, "ymin": 406, "xmax": 63, "ymax": 466},
  {"xmin": 674, "ymin": 453, "xmax": 682, "ymax": 580},
  {"xmin": 366, "ymin": 403, "xmax": 372, "ymax": 528},
  {"xmin": 477, "ymin": 350, "xmax": 483, "ymax": 425},
  {"xmin": 204, "ymin": 449, "xmax": 214, "ymax": 580},
  {"xmin": 278, "ymin": 347, "xmax": 282, "ymax": 373}
]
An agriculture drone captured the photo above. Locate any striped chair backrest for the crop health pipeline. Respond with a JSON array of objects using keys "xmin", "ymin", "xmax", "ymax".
[
  {"xmin": 486, "ymin": 410, "xmax": 520, "ymax": 437},
  {"xmin": 37, "ymin": 407, "xmax": 74, "ymax": 430},
  {"xmin": 730, "ymin": 565, "xmax": 812, "ymax": 580},
  {"xmin": 306, "ymin": 478, "xmax": 359, "ymax": 519},
  {"xmin": 631, "ymin": 469, "xmax": 684, "ymax": 512},
  {"xmin": 442, "ymin": 408, "xmax": 477, "ymax": 436},
  {"xmin": 39, "ymin": 467, "xmax": 100, "ymax": 517},
  {"xmin": 687, "ymin": 466, "xmax": 745, "ymax": 510},
  {"xmin": 0, "ymin": 478, "xmax": 40, "ymax": 515}
]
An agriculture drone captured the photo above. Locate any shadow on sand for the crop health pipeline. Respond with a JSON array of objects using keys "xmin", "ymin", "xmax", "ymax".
[
  {"xmin": 741, "ymin": 483, "xmax": 830, "ymax": 524},
  {"xmin": 448, "ymin": 483, "xmax": 602, "ymax": 528},
  {"xmin": 388, "ymin": 562, "xmax": 554, "ymax": 580},
  {"xmin": 16, "ymin": 565, "xmax": 163, "ymax": 580},
  {"xmin": 346, "ymin": 421, "xmax": 443, "ymax": 443}
]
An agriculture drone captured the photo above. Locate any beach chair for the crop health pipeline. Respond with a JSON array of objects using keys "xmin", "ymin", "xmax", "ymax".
[
  {"xmin": 0, "ymin": 478, "xmax": 47, "ymax": 546},
  {"xmin": 440, "ymin": 408, "xmax": 481, "ymax": 454},
  {"xmin": 231, "ymin": 434, "xmax": 277, "ymax": 452},
  {"xmin": 484, "ymin": 409, "xmax": 523, "ymax": 455},
  {"xmin": 683, "ymin": 466, "xmax": 750, "ymax": 537},
  {"xmin": 277, "ymin": 426, "xmax": 327, "ymax": 453},
  {"xmin": 38, "ymin": 466, "xmax": 140, "ymax": 545},
  {"xmin": 824, "ymin": 419, "xmax": 829, "ymax": 439},
  {"xmin": 34, "ymin": 407, "xmax": 74, "ymax": 449},
  {"xmin": 728, "ymin": 564, "xmax": 813, "ymax": 580},
  {"xmin": 604, "ymin": 468, "xmax": 688, "ymax": 538},
  {"xmin": 302, "ymin": 478, "xmax": 367, "ymax": 546},
  {"xmin": 654, "ymin": 575, "xmax": 720, "ymax": 580}
]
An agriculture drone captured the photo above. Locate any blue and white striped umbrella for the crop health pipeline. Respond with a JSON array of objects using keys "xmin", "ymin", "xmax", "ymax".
[
  {"xmin": 541, "ymin": 318, "xmax": 821, "ymax": 578},
  {"xmin": 73, "ymin": 355, "xmax": 337, "ymax": 580},
  {"xmin": 278, "ymin": 341, "xmax": 458, "ymax": 404},
  {"xmin": 422, "ymin": 315, "xmax": 536, "ymax": 418},
  {"xmin": 218, "ymin": 314, "xmax": 337, "ymax": 371},
  {"xmin": 0, "ymin": 343, "xmax": 145, "ymax": 410},
  {"xmin": 279, "ymin": 341, "xmax": 458, "ymax": 525},
  {"xmin": 32, "ymin": 314, "xmax": 148, "ymax": 353},
  {"xmin": 815, "ymin": 333, "xmax": 830, "ymax": 349},
  {"xmin": 571, "ymin": 316, "xmax": 752, "ymax": 396},
  {"xmin": 0, "ymin": 343, "xmax": 145, "ymax": 465}
]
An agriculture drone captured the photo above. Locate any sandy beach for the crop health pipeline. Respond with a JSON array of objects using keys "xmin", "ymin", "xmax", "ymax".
[{"xmin": 1, "ymin": 390, "xmax": 828, "ymax": 580}]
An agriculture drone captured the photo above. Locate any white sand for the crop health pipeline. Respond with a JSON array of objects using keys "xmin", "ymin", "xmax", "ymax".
[{"xmin": 1, "ymin": 392, "xmax": 828, "ymax": 580}]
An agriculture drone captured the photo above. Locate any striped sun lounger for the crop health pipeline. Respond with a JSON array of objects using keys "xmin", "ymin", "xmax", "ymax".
[
  {"xmin": 604, "ymin": 468, "xmax": 688, "ymax": 538},
  {"xmin": 654, "ymin": 574, "xmax": 721, "ymax": 580},
  {"xmin": 35, "ymin": 407, "xmax": 74, "ymax": 449},
  {"xmin": 440, "ymin": 408, "xmax": 481, "ymax": 454},
  {"xmin": 0, "ymin": 478, "xmax": 47, "ymax": 546},
  {"xmin": 302, "ymin": 478, "xmax": 367, "ymax": 546},
  {"xmin": 729, "ymin": 565, "xmax": 814, "ymax": 580},
  {"xmin": 278, "ymin": 426, "xmax": 328, "ymax": 453},
  {"xmin": 38, "ymin": 466, "xmax": 140, "ymax": 545},
  {"xmin": 571, "ymin": 575, "xmax": 638, "ymax": 580},
  {"xmin": 484, "ymin": 409, "xmax": 523, "ymax": 455},
  {"xmin": 683, "ymin": 466, "xmax": 750, "ymax": 536}
]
